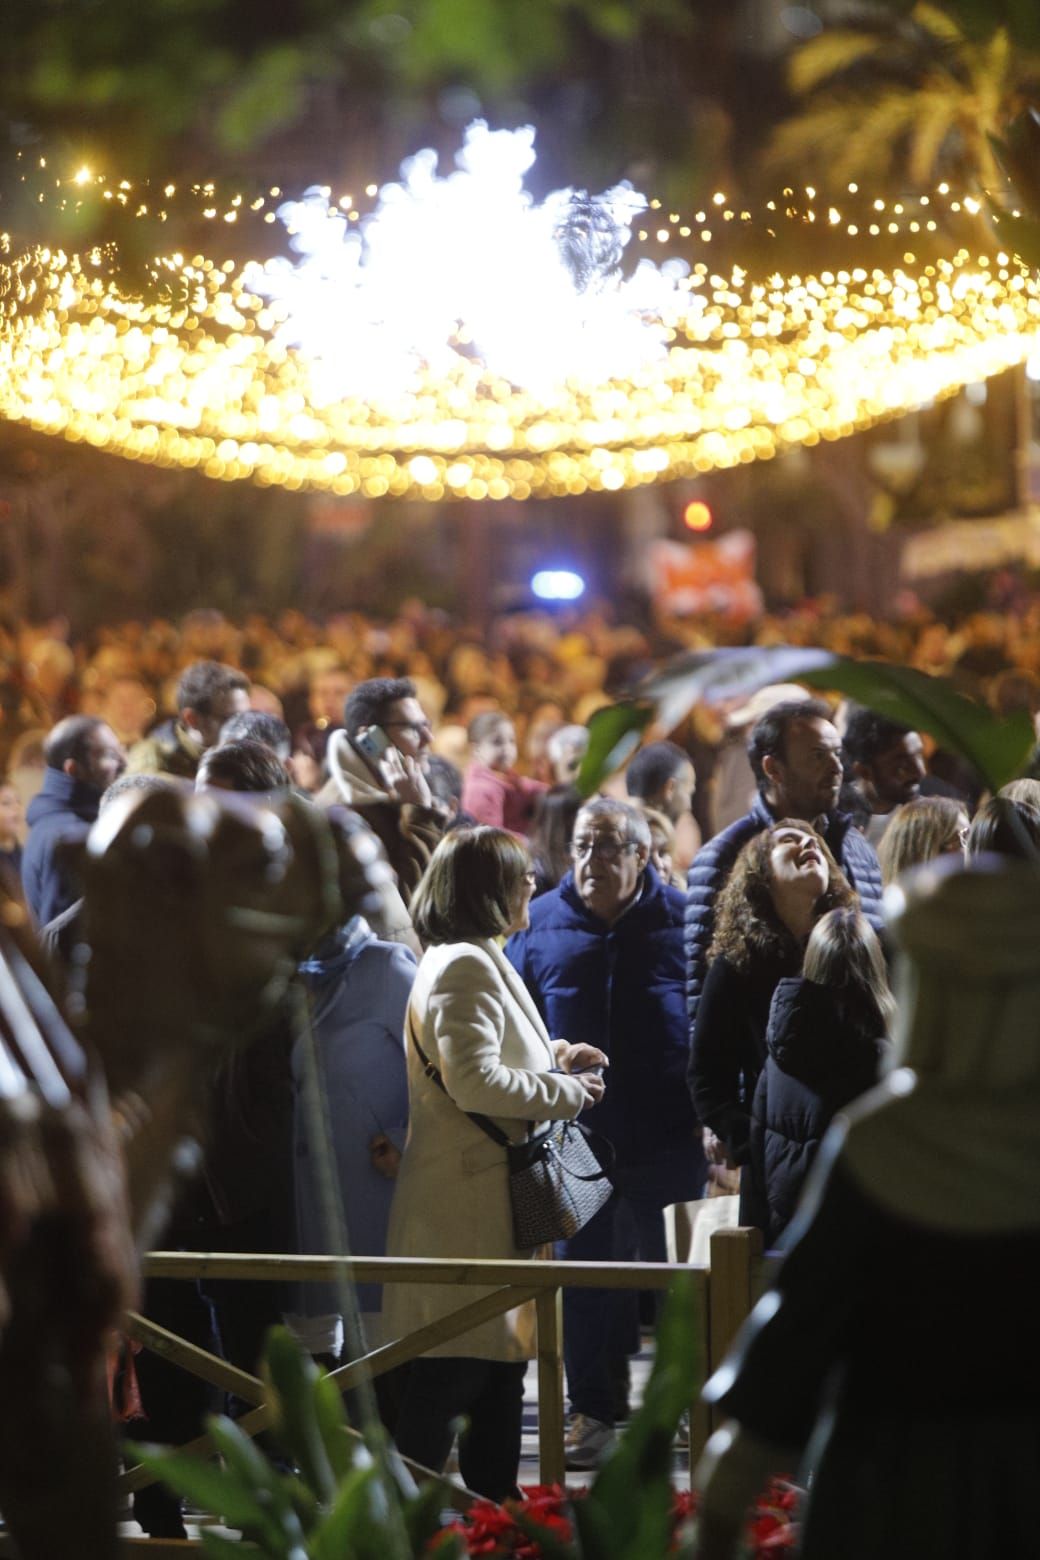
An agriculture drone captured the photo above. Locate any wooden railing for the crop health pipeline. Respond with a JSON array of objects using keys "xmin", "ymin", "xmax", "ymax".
[{"xmin": 121, "ymin": 1230, "xmax": 762, "ymax": 1512}]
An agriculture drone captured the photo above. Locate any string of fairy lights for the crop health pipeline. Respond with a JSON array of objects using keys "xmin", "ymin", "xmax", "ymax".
[{"xmin": 1, "ymin": 148, "xmax": 1038, "ymax": 503}]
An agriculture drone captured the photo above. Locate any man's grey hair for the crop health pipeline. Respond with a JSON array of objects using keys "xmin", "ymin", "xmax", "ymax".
[
  {"xmin": 575, "ymin": 796, "xmax": 651, "ymax": 849},
  {"xmin": 546, "ymin": 724, "xmax": 589, "ymax": 765}
]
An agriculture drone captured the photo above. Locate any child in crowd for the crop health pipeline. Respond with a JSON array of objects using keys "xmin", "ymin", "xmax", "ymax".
[
  {"xmin": 461, "ymin": 712, "xmax": 547, "ymax": 835},
  {"xmin": 0, "ymin": 778, "xmax": 23, "ymax": 880}
]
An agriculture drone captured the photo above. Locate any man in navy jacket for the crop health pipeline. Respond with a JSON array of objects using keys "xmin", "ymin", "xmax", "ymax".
[
  {"xmin": 685, "ymin": 698, "xmax": 884, "ymax": 1185},
  {"xmin": 22, "ymin": 716, "xmax": 127, "ymax": 925},
  {"xmin": 507, "ymin": 798, "xmax": 703, "ymax": 1469},
  {"xmin": 685, "ymin": 698, "xmax": 884, "ymax": 1037}
]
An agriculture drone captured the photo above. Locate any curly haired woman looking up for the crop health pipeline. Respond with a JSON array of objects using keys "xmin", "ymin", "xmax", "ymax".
[{"xmin": 689, "ymin": 820, "xmax": 857, "ymax": 1224}]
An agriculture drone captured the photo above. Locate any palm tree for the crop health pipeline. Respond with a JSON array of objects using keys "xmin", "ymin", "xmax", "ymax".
[{"xmin": 764, "ymin": 2, "xmax": 1040, "ymax": 194}]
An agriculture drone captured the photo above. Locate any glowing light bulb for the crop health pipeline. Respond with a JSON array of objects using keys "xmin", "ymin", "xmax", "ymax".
[
  {"xmin": 531, "ymin": 569, "xmax": 586, "ymax": 601},
  {"xmin": 683, "ymin": 500, "xmax": 714, "ymax": 531}
]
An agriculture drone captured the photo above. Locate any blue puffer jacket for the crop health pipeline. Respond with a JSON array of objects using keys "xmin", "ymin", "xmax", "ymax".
[
  {"xmin": 506, "ymin": 865, "xmax": 703, "ymax": 1204},
  {"xmin": 684, "ymin": 796, "xmax": 884, "ymax": 1044},
  {"xmin": 21, "ymin": 767, "xmax": 101, "ymax": 926}
]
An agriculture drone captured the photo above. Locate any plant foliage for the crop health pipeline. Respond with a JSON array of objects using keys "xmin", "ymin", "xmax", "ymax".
[
  {"xmin": 580, "ymin": 646, "xmax": 1034, "ymax": 795},
  {"xmin": 139, "ymin": 1273, "xmax": 700, "ymax": 1558}
]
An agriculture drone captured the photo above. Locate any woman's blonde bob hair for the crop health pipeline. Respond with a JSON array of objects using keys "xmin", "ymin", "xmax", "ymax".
[
  {"xmin": 877, "ymin": 796, "xmax": 967, "ymax": 885},
  {"xmin": 411, "ymin": 826, "xmax": 531, "ymax": 944},
  {"xmin": 803, "ymin": 906, "xmax": 896, "ymax": 1035}
]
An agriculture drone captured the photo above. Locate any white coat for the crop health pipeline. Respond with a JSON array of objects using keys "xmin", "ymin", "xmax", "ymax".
[{"xmin": 382, "ymin": 936, "xmax": 589, "ymax": 1361}]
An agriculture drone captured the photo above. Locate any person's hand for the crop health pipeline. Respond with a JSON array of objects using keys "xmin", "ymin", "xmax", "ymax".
[
  {"xmin": 559, "ymin": 1043, "xmax": 609, "ymax": 1075},
  {"xmin": 380, "ymin": 748, "xmax": 432, "ymax": 808},
  {"xmin": 707, "ymin": 1162, "xmax": 741, "ymax": 1195},
  {"xmin": 579, "ymin": 1073, "xmax": 606, "ymax": 1108},
  {"xmin": 369, "ymin": 1134, "xmax": 402, "ymax": 1179},
  {"xmin": 703, "ymin": 1127, "xmax": 734, "ymax": 1167}
]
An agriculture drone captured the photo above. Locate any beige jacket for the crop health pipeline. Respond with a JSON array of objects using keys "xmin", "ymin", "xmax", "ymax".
[{"xmin": 382, "ymin": 938, "xmax": 588, "ymax": 1360}]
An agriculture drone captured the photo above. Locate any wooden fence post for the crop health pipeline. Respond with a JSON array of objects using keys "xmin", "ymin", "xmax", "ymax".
[
  {"xmin": 707, "ymin": 1227, "xmax": 762, "ymax": 1430},
  {"xmin": 535, "ymin": 1287, "xmax": 566, "ymax": 1485}
]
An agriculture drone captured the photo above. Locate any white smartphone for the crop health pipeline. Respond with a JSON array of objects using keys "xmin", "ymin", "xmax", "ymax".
[{"xmin": 355, "ymin": 724, "xmax": 392, "ymax": 765}]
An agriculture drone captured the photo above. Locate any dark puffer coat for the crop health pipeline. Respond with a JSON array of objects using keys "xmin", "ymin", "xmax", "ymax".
[
  {"xmin": 21, "ymin": 767, "xmax": 101, "ymax": 926},
  {"xmin": 506, "ymin": 865, "xmax": 703, "ymax": 1204},
  {"xmin": 750, "ymin": 976, "xmax": 885, "ymax": 1246},
  {"xmin": 684, "ymin": 796, "xmax": 884, "ymax": 1046}
]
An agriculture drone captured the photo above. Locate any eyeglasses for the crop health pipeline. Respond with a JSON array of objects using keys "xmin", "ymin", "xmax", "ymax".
[
  {"xmin": 384, "ymin": 719, "xmax": 432, "ymax": 735},
  {"xmin": 570, "ymin": 836, "xmax": 636, "ymax": 862}
]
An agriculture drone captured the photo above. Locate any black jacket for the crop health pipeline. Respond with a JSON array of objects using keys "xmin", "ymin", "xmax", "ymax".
[
  {"xmin": 689, "ymin": 947, "xmax": 801, "ymax": 1175},
  {"xmin": 750, "ymin": 977, "xmax": 884, "ymax": 1246}
]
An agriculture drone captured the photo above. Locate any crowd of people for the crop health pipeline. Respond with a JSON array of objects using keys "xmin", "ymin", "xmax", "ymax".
[{"xmin": 2, "ymin": 600, "xmax": 1040, "ymax": 1536}]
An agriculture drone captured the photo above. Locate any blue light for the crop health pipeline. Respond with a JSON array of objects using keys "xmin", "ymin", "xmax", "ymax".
[{"xmin": 531, "ymin": 569, "xmax": 586, "ymax": 601}]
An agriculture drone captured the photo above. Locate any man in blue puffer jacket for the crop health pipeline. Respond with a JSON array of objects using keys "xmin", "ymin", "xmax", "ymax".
[
  {"xmin": 686, "ymin": 698, "xmax": 884, "ymax": 1031},
  {"xmin": 507, "ymin": 797, "xmax": 704, "ymax": 1470},
  {"xmin": 685, "ymin": 698, "xmax": 883, "ymax": 1173}
]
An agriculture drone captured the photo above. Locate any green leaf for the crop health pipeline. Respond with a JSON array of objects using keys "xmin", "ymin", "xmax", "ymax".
[
  {"xmin": 311, "ymin": 1366, "xmax": 357, "ymax": 1484},
  {"xmin": 130, "ymin": 1445, "xmax": 271, "ymax": 1535},
  {"xmin": 404, "ymin": 1480, "xmax": 461, "ymax": 1554},
  {"xmin": 205, "ymin": 1413, "xmax": 313, "ymax": 1547},
  {"xmin": 582, "ymin": 1272, "xmax": 699, "ymax": 1560},
  {"xmin": 263, "ymin": 1326, "xmax": 339, "ymax": 1507},
  {"xmin": 215, "ymin": 43, "xmax": 308, "ymax": 153},
  {"xmin": 793, "ymin": 658, "xmax": 1034, "ymax": 790},
  {"xmin": 309, "ymin": 1464, "xmax": 389, "ymax": 1560},
  {"xmin": 631, "ymin": 646, "xmax": 1033, "ymax": 793},
  {"xmin": 577, "ymin": 703, "xmax": 653, "ymax": 795},
  {"xmin": 201, "ymin": 1535, "xmax": 255, "ymax": 1560}
]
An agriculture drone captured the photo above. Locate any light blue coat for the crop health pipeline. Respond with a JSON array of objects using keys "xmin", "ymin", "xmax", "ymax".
[{"xmin": 291, "ymin": 917, "xmax": 416, "ymax": 1342}]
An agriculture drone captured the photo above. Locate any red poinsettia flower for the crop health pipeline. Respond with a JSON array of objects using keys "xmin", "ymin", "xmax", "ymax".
[{"xmin": 441, "ymin": 1475, "xmax": 800, "ymax": 1557}]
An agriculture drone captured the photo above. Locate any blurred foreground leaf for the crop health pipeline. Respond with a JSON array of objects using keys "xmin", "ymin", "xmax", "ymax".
[
  {"xmin": 578, "ymin": 702, "xmax": 653, "ymax": 796},
  {"xmin": 579, "ymin": 647, "xmax": 1033, "ymax": 794},
  {"xmin": 575, "ymin": 1270, "xmax": 698, "ymax": 1560}
]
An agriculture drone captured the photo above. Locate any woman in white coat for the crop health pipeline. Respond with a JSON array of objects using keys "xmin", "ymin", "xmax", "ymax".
[{"xmin": 385, "ymin": 826, "xmax": 606, "ymax": 1500}]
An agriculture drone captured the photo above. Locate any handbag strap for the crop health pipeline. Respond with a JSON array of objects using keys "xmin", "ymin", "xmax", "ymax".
[{"xmin": 406, "ymin": 1005, "xmax": 513, "ymax": 1149}]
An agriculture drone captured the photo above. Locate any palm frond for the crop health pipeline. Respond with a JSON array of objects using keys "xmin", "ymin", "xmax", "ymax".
[
  {"xmin": 788, "ymin": 29, "xmax": 888, "ymax": 96},
  {"xmin": 910, "ymin": 2, "xmax": 970, "ymax": 48},
  {"xmin": 766, "ymin": 86, "xmax": 935, "ymax": 186},
  {"xmin": 906, "ymin": 85, "xmax": 961, "ymax": 183}
]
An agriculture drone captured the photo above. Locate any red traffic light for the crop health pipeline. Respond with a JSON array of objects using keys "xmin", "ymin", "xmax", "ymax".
[{"xmin": 683, "ymin": 500, "xmax": 713, "ymax": 532}]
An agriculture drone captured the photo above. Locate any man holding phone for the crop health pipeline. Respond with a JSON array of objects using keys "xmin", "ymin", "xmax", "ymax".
[{"xmin": 316, "ymin": 677, "xmax": 443, "ymax": 905}]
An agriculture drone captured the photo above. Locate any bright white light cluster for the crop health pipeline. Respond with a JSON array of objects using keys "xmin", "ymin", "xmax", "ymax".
[{"xmin": 246, "ymin": 121, "xmax": 688, "ymax": 397}]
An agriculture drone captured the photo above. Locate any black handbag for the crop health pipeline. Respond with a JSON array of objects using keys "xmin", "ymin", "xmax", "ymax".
[{"xmin": 409, "ymin": 1019, "xmax": 614, "ymax": 1249}]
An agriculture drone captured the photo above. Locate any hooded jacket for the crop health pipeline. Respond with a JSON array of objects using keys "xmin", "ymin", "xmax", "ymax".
[
  {"xmin": 126, "ymin": 717, "xmax": 200, "ymax": 780},
  {"xmin": 506, "ymin": 864, "xmax": 702, "ymax": 1203},
  {"xmin": 314, "ymin": 733, "xmax": 443, "ymax": 906},
  {"xmin": 291, "ymin": 917, "xmax": 416, "ymax": 1338},
  {"xmin": 21, "ymin": 767, "xmax": 101, "ymax": 925},
  {"xmin": 750, "ymin": 976, "xmax": 884, "ymax": 1246}
]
